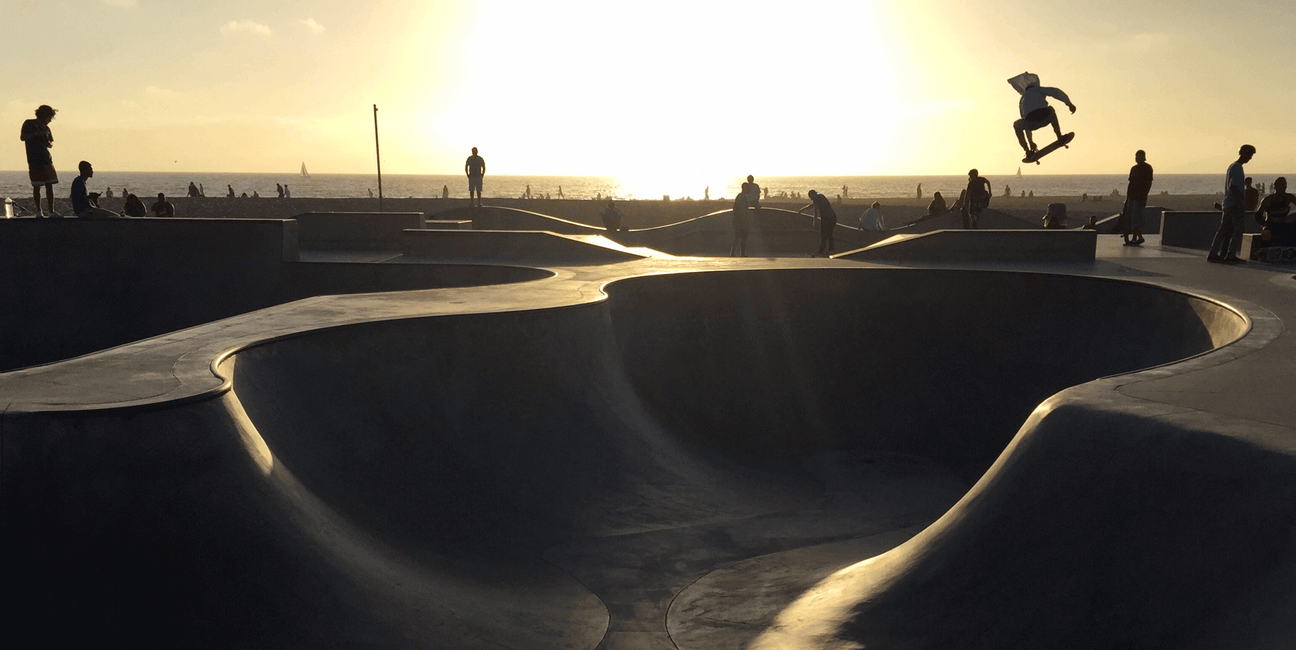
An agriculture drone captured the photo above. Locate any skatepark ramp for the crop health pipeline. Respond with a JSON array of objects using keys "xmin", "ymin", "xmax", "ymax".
[
  {"xmin": 400, "ymin": 229, "xmax": 647, "ymax": 264},
  {"xmin": 4, "ymin": 267, "xmax": 1272, "ymax": 648},
  {"xmin": 835, "ymin": 229, "xmax": 1097, "ymax": 262}
]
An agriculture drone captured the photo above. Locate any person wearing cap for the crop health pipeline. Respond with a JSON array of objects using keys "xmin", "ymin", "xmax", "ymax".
[
  {"xmin": 1208, "ymin": 144, "xmax": 1256, "ymax": 263},
  {"xmin": 1212, "ymin": 147, "xmax": 1254, "ymax": 259}
]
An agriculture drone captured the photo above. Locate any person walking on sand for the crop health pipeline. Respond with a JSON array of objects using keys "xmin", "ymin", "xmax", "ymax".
[
  {"xmin": 465, "ymin": 147, "xmax": 486, "ymax": 207},
  {"xmin": 730, "ymin": 190, "xmax": 750, "ymax": 256},
  {"xmin": 21, "ymin": 105, "xmax": 61, "ymax": 217},
  {"xmin": 964, "ymin": 169, "xmax": 992, "ymax": 229},
  {"xmin": 1208, "ymin": 144, "xmax": 1256, "ymax": 264},
  {"xmin": 799, "ymin": 189, "xmax": 838, "ymax": 256},
  {"xmin": 1123, "ymin": 150, "xmax": 1153, "ymax": 246}
]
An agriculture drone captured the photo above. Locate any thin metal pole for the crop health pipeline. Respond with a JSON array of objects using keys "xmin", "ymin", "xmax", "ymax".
[{"xmin": 373, "ymin": 104, "xmax": 383, "ymax": 212}]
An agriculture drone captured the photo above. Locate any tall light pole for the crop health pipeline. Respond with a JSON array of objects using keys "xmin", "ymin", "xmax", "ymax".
[{"xmin": 373, "ymin": 104, "xmax": 383, "ymax": 212}]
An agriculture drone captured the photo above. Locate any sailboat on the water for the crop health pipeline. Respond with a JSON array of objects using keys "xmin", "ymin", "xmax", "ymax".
[
  {"xmin": 300, "ymin": 162, "xmax": 310, "ymax": 178},
  {"xmin": 1017, "ymin": 166, "xmax": 1022, "ymax": 177}
]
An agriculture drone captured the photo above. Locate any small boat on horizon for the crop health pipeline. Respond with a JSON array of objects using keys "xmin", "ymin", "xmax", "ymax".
[
  {"xmin": 300, "ymin": 162, "xmax": 310, "ymax": 178},
  {"xmin": 1017, "ymin": 166, "xmax": 1022, "ymax": 177}
]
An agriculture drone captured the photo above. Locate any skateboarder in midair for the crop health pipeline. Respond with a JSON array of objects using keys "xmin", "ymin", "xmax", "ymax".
[{"xmin": 1009, "ymin": 72, "xmax": 1076, "ymax": 161}]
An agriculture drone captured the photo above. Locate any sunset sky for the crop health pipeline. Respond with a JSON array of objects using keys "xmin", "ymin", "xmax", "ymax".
[{"xmin": 5, "ymin": 0, "xmax": 1295, "ymax": 181}]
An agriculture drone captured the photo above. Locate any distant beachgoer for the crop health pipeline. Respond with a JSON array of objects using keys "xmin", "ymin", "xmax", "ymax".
[
  {"xmin": 1029, "ymin": 190, "xmax": 1034, "ymax": 197},
  {"xmin": 1123, "ymin": 150, "xmax": 1154, "ymax": 246},
  {"xmin": 916, "ymin": 183, "xmax": 922, "ymax": 199},
  {"xmin": 442, "ymin": 184, "xmax": 449, "ymax": 199},
  {"xmin": 600, "ymin": 200, "xmax": 624, "ymax": 233},
  {"xmin": 763, "ymin": 186, "xmax": 768, "ymax": 200},
  {"xmin": 1259, "ymin": 181, "xmax": 1266, "ymax": 195},
  {"xmin": 704, "ymin": 186, "xmax": 710, "ymax": 201},
  {"xmin": 227, "ymin": 184, "xmax": 235, "ymax": 198},
  {"xmin": 105, "ymin": 187, "xmax": 113, "ymax": 198},
  {"xmin": 799, "ymin": 189, "xmax": 837, "ymax": 255},
  {"xmin": 277, "ymin": 183, "xmax": 284, "ymax": 198},
  {"xmin": 240, "ymin": 192, "xmax": 248, "ymax": 198},
  {"xmin": 1020, "ymin": 190, "xmax": 1025, "ymax": 197},
  {"xmin": 151, "ymin": 193, "xmax": 175, "ymax": 217},
  {"xmin": 1254, "ymin": 177, "xmax": 1296, "ymax": 257},
  {"xmin": 1009, "ymin": 72, "xmax": 1076, "ymax": 159},
  {"xmin": 1245, "ymin": 177, "xmax": 1259, "ymax": 210},
  {"xmin": 368, "ymin": 188, "xmax": 374, "ymax": 198},
  {"xmin": 842, "ymin": 184, "xmax": 849, "ymax": 200},
  {"xmin": 21, "ymin": 104, "xmax": 60, "ymax": 217},
  {"xmin": 964, "ymin": 169, "xmax": 991, "ymax": 229},
  {"xmin": 123, "ymin": 193, "xmax": 147, "ymax": 218},
  {"xmin": 1043, "ymin": 202, "xmax": 1067, "ymax": 229},
  {"xmin": 927, "ymin": 191, "xmax": 946, "ymax": 216},
  {"xmin": 465, "ymin": 147, "xmax": 485, "ymax": 207},
  {"xmin": 557, "ymin": 186, "xmax": 564, "ymax": 199},
  {"xmin": 742, "ymin": 175, "xmax": 761, "ymax": 222},
  {"xmin": 70, "ymin": 161, "xmax": 121, "ymax": 219},
  {"xmin": 1208, "ymin": 144, "xmax": 1256, "ymax": 263},
  {"xmin": 187, "ymin": 181, "xmax": 200, "ymax": 197},
  {"xmin": 199, "ymin": 183, "xmax": 205, "ymax": 197},
  {"xmin": 730, "ymin": 191, "xmax": 750, "ymax": 256},
  {"xmin": 1004, "ymin": 184, "xmax": 1011, "ymax": 197},
  {"xmin": 859, "ymin": 202, "xmax": 886, "ymax": 231},
  {"xmin": 284, "ymin": 185, "xmax": 291, "ymax": 198},
  {"xmin": 524, "ymin": 184, "xmax": 532, "ymax": 200},
  {"xmin": 253, "ymin": 191, "xmax": 261, "ymax": 198}
]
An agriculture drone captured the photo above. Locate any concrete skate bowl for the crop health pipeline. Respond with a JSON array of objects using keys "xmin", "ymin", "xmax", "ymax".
[
  {"xmin": 894, "ymin": 206, "xmax": 1040, "ymax": 232},
  {"xmin": 436, "ymin": 204, "xmax": 606, "ymax": 234},
  {"xmin": 221, "ymin": 269, "xmax": 1252, "ymax": 646},
  {"xmin": 6, "ymin": 269, "xmax": 1270, "ymax": 648}
]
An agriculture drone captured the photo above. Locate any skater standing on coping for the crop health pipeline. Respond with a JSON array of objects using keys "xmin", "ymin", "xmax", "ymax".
[{"xmin": 21, "ymin": 105, "xmax": 60, "ymax": 217}]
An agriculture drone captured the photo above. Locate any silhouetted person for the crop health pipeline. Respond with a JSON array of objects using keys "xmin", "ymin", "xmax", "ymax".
[
  {"xmin": 1009, "ymin": 72, "xmax": 1076, "ymax": 158},
  {"xmin": 842, "ymin": 184, "xmax": 849, "ymax": 200},
  {"xmin": 1245, "ymin": 177, "xmax": 1259, "ymax": 210},
  {"xmin": 557, "ymin": 186, "xmax": 564, "ymax": 199},
  {"xmin": 1124, "ymin": 150, "xmax": 1153, "ymax": 246},
  {"xmin": 465, "ymin": 147, "xmax": 485, "ymax": 206},
  {"xmin": 1004, "ymin": 184, "xmax": 1011, "ymax": 197},
  {"xmin": 284, "ymin": 185, "xmax": 291, "ymax": 198},
  {"xmin": 1253, "ymin": 176, "xmax": 1296, "ymax": 258},
  {"xmin": 368, "ymin": 188, "xmax": 374, "ymax": 198},
  {"xmin": 524, "ymin": 184, "xmax": 532, "ymax": 200},
  {"xmin": 277, "ymin": 183, "xmax": 284, "ymax": 198},
  {"xmin": 1208, "ymin": 144, "xmax": 1256, "ymax": 263},
  {"xmin": 964, "ymin": 169, "xmax": 991, "ymax": 229},
  {"xmin": 742, "ymin": 175, "xmax": 761, "ymax": 222},
  {"xmin": 916, "ymin": 183, "xmax": 922, "ymax": 199},
  {"xmin": 927, "ymin": 191, "xmax": 946, "ymax": 216},
  {"xmin": 730, "ymin": 191, "xmax": 750, "ymax": 256},
  {"xmin": 21, "ymin": 104, "xmax": 60, "ymax": 217},
  {"xmin": 123, "ymin": 193, "xmax": 147, "ymax": 218},
  {"xmin": 799, "ymin": 189, "xmax": 837, "ymax": 255},
  {"xmin": 70, "ymin": 161, "xmax": 121, "ymax": 219},
  {"xmin": 442, "ymin": 184, "xmax": 449, "ymax": 199},
  {"xmin": 105, "ymin": 187, "xmax": 113, "ymax": 198},
  {"xmin": 704, "ymin": 186, "xmax": 710, "ymax": 200},
  {"xmin": 859, "ymin": 201, "xmax": 885, "ymax": 231},
  {"xmin": 600, "ymin": 200, "xmax": 624, "ymax": 233},
  {"xmin": 227, "ymin": 184, "xmax": 235, "ymax": 198},
  {"xmin": 187, "ymin": 181, "xmax": 200, "ymax": 197},
  {"xmin": 151, "ymin": 192, "xmax": 175, "ymax": 217}
]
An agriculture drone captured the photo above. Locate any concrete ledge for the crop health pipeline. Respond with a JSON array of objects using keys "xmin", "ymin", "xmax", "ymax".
[
  {"xmin": 401, "ymin": 229, "xmax": 645, "ymax": 264},
  {"xmin": 292, "ymin": 212, "xmax": 424, "ymax": 250},
  {"xmin": 424, "ymin": 220, "xmax": 472, "ymax": 230},
  {"xmin": 833, "ymin": 229, "xmax": 1096, "ymax": 262},
  {"xmin": 1161, "ymin": 210, "xmax": 1261, "ymax": 249}
]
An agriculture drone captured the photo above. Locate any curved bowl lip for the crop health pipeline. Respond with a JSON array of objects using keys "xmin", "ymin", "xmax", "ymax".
[{"xmin": 211, "ymin": 266, "xmax": 1266, "ymax": 405}]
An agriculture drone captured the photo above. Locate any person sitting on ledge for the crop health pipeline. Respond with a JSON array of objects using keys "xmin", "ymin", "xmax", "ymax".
[
  {"xmin": 70, "ymin": 161, "xmax": 122, "ymax": 219},
  {"xmin": 1253, "ymin": 176, "xmax": 1296, "ymax": 258},
  {"xmin": 122, "ymin": 193, "xmax": 147, "ymax": 218},
  {"xmin": 150, "ymin": 192, "xmax": 175, "ymax": 217},
  {"xmin": 927, "ymin": 191, "xmax": 947, "ymax": 217},
  {"xmin": 600, "ymin": 200, "xmax": 624, "ymax": 233}
]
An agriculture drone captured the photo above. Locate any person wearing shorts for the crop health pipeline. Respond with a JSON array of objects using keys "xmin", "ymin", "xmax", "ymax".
[
  {"xmin": 964, "ymin": 169, "xmax": 991, "ymax": 229},
  {"xmin": 21, "ymin": 105, "xmax": 60, "ymax": 217},
  {"xmin": 800, "ymin": 189, "xmax": 837, "ymax": 255},
  {"xmin": 1124, "ymin": 150, "xmax": 1154, "ymax": 246},
  {"xmin": 465, "ymin": 147, "xmax": 485, "ymax": 207}
]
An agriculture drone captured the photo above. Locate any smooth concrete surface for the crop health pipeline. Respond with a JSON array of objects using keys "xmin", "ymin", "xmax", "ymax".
[
  {"xmin": 423, "ymin": 219, "xmax": 472, "ymax": 229},
  {"xmin": 1162, "ymin": 209, "xmax": 1262, "ymax": 249},
  {"xmin": 291, "ymin": 211, "xmax": 425, "ymax": 249},
  {"xmin": 834, "ymin": 228, "xmax": 1097, "ymax": 262},
  {"xmin": 400, "ymin": 228, "xmax": 647, "ymax": 264},
  {"xmin": 4, "ymin": 220, "xmax": 1296, "ymax": 649}
]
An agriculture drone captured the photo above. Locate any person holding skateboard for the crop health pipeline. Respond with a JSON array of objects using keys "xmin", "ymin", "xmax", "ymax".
[{"xmin": 1008, "ymin": 72, "xmax": 1076, "ymax": 163}]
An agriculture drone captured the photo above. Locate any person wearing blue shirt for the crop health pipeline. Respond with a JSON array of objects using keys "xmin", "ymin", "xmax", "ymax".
[{"xmin": 70, "ymin": 161, "xmax": 122, "ymax": 219}]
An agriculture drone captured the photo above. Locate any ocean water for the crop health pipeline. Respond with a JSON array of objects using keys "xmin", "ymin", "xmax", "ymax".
[{"xmin": 2, "ymin": 170, "xmax": 1287, "ymax": 204}]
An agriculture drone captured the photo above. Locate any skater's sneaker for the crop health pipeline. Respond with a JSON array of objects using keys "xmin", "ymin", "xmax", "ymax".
[
  {"xmin": 1207, "ymin": 254, "xmax": 1223, "ymax": 263},
  {"xmin": 48, "ymin": 210, "xmax": 63, "ymax": 219}
]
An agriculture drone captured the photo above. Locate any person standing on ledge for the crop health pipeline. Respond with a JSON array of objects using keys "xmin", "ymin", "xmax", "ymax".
[
  {"xmin": 799, "ymin": 189, "xmax": 838, "ymax": 256},
  {"xmin": 1123, "ymin": 150, "xmax": 1153, "ymax": 246},
  {"xmin": 21, "ymin": 104, "xmax": 60, "ymax": 217},
  {"xmin": 465, "ymin": 147, "xmax": 485, "ymax": 207},
  {"xmin": 1208, "ymin": 144, "xmax": 1256, "ymax": 264}
]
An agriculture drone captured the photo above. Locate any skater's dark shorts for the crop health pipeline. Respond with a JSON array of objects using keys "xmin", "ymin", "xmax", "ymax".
[
  {"xmin": 28, "ymin": 163, "xmax": 58, "ymax": 186},
  {"xmin": 1020, "ymin": 107, "xmax": 1056, "ymax": 131}
]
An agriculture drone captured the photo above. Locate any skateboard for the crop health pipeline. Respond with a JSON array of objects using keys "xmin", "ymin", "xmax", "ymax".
[{"xmin": 1023, "ymin": 132, "xmax": 1075, "ymax": 164}]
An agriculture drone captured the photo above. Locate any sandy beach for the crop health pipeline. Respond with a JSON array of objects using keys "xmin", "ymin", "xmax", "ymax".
[{"xmin": 59, "ymin": 192, "xmax": 1225, "ymax": 231}]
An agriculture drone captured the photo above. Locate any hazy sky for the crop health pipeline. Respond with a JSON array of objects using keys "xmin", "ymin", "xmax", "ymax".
[{"xmin": 5, "ymin": 0, "xmax": 1296, "ymax": 181}]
